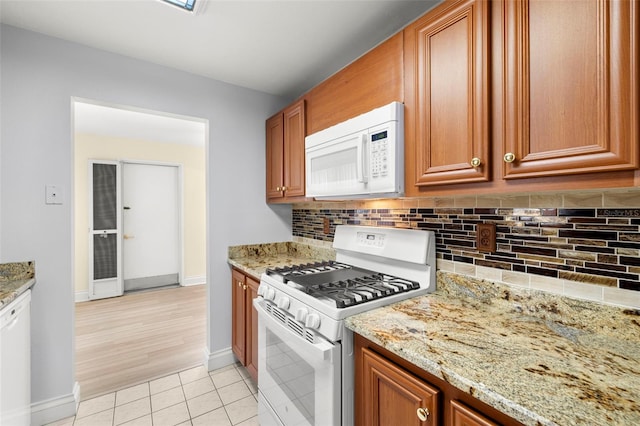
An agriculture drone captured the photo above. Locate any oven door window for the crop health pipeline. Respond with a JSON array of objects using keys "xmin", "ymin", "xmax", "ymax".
[
  {"xmin": 266, "ymin": 329, "xmax": 315, "ymax": 422},
  {"xmin": 257, "ymin": 302, "xmax": 341, "ymax": 426}
]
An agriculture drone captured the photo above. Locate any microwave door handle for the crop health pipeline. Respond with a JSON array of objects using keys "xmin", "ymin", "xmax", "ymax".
[{"xmin": 358, "ymin": 133, "xmax": 368, "ymax": 183}]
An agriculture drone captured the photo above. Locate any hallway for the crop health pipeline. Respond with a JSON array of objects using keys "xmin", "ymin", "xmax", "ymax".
[{"xmin": 75, "ymin": 285, "xmax": 207, "ymax": 399}]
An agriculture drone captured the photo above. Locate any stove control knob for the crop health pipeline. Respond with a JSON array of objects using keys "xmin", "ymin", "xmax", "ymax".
[
  {"xmin": 305, "ymin": 313, "xmax": 321, "ymax": 330},
  {"xmin": 264, "ymin": 287, "xmax": 276, "ymax": 301},
  {"xmin": 277, "ymin": 296, "xmax": 290, "ymax": 310},
  {"xmin": 295, "ymin": 308, "xmax": 308, "ymax": 323},
  {"xmin": 257, "ymin": 285, "xmax": 265, "ymax": 297}
]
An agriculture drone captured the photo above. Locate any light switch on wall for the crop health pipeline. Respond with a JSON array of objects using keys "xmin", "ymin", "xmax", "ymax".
[{"xmin": 45, "ymin": 185, "xmax": 64, "ymax": 205}]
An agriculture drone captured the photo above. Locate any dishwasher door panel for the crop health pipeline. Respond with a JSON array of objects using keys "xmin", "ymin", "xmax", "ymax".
[{"xmin": 0, "ymin": 290, "xmax": 31, "ymax": 426}]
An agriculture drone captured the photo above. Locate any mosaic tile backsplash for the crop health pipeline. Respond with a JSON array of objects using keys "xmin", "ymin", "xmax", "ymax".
[{"xmin": 292, "ymin": 207, "xmax": 640, "ymax": 292}]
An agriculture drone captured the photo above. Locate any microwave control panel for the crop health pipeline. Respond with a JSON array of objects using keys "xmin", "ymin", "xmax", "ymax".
[{"xmin": 370, "ymin": 131, "xmax": 388, "ymax": 178}]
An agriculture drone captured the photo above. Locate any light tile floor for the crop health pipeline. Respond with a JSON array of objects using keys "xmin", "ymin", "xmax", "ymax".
[{"xmin": 45, "ymin": 363, "xmax": 258, "ymax": 426}]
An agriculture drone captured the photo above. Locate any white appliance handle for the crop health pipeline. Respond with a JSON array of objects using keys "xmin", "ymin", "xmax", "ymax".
[
  {"xmin": 358, "ymin": 133, "xmax": 368, "ymax": 183},
  {"xmin": 254, "ymin": 299, "xmax": 336, "ymax": 362}
]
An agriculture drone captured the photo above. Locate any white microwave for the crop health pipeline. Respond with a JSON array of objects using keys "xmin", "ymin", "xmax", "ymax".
[{"xmin": 305, "ymin": 101, "xmax": 404, "ymax": 199}]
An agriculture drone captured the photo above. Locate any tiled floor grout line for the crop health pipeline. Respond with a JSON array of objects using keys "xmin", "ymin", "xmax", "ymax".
[{"xmin": 48, "ymin": 364, "xmax": 257, "ymax": 426}]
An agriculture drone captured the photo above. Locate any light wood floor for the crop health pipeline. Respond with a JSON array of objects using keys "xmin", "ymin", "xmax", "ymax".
[{"xmin": 75, "ymin": 284, "xmax": 206, "ymax": 400}]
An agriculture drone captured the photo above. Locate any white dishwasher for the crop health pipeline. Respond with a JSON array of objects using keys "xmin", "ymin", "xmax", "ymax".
[{"xmin": 0, "ymin": 290, "xmax": 31, "ymax": 426}]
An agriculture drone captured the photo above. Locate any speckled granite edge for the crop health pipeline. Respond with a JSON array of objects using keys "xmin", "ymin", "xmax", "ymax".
[
  {"xmin": 346, "ymin": 271, "xmax": 640, "ymax": 426},
  {"xmin": 228, "ymin": 241, "xmax": 335, "ymax": 278},
  {"xmin": 0, "ymin": 261, "xmax": 36, "ymax": 308}
]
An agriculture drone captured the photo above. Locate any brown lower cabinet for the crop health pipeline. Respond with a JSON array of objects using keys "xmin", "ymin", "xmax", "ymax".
[
  {"xmin": 231, "ymin": 268, "xmax": 259, "ymax": 382},
  {"xmin": 355, "ymin": 334, "xmax": 524, "ymax": 426}
]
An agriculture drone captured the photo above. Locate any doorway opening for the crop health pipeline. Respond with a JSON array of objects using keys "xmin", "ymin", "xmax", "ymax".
[{"xmin": 72, "ymin": 99, "xmax": 208, "ymax": 399}]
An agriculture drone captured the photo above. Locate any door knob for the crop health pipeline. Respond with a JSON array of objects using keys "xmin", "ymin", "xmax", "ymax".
[{"xmin": 504, "ymin": 152, "xmax": 516, "ymax": 163}]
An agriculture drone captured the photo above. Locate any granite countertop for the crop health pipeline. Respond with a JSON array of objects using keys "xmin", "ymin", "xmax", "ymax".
[
  {"xmin": 228, "ymin": 241, "xmax": 335, "ymax": 278},
  {"xmin": 346, "ymin": 271, "xmax": 640, "ymax": 426},
  {"xmin": 0, "ymin": 261, "xmax": 36, "ymax": 308}
]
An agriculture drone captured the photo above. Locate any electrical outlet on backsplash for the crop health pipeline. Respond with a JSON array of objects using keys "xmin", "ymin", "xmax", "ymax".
[{"xmin": 291, "ymin": 188, "xmax": 640, "ymax": 309}]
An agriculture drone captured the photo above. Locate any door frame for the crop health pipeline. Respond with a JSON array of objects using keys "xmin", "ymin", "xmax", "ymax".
[
  {"xmin": 121, "ymin": 159, "xmax": 185, "ymax": 290},
  {"xmin": 71, "ymin": 96, "xmax": 210, "ymax": 388}
]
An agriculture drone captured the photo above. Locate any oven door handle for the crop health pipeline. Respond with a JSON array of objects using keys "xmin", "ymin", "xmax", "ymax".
[{"xmin": 254, "ymin": 299, "xmax": 337, "ymax": 362}]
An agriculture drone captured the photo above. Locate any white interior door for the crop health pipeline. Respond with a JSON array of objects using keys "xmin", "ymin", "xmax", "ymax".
[
  {"xmin": 122, "ymin": 162, "xmax": 180, "ymax": 292},
  {"xmin": 89, "ymin": 160, "xmax": 123, "ymax": 300}
]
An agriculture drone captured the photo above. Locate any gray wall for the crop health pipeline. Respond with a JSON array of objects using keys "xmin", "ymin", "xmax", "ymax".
[{"xmin": 0, "ymin": 24, "xmax": 292, "ymax": 417}]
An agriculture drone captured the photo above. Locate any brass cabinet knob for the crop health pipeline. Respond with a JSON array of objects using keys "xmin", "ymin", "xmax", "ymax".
[
  {"xmin": 416, "ymin": 407, "xmax": 430, "ymax": 421},
  {"xmin": 470, "ymin": 157, "xmax": 481, "ymax": 168},
  {"xmin": 504, "ymin": 152, "xmax": 516, "ymax": 163},
  {"xmin": 243, "ymin": 285, "xmax": 247, "ymax": 290},
  {"xmin": 276, "ymin": 186, "xmax": 281, "ymax": 191},
  {"xmin": 282, "ymin": 186, "xmax": 287, "ymax": 191}
]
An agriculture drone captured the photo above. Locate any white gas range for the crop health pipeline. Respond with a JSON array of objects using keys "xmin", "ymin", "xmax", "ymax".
[{"xmin": 254, "ymin": 225, "xmax": 436, "ymax": 426}]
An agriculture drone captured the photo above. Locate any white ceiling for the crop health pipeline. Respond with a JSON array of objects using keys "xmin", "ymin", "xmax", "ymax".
[
  {"xmin": 0, "ymin": 0, "xmax": 441, "ymax": 100},
  {"xmin": 2, "ymin": 0, "xmax": 441, "ymax": 143}
]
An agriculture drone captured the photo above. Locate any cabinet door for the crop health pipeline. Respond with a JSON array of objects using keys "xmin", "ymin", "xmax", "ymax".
[
  {"xmin": 502, "ymin": 0, "xmax": 638, "ymax": 178},
  {"xmin": 283, "ymin": 99, "xmax": 306, "ymax": 197},
  {"xmin": 245, "ymin": 276, "xmax": 259, "ymax": 382},
  {"xmin": 266, "ymin": 113, "xmax": 284, "ymax": 200},
  {"xmin": 406, "ymin": 0, "xmax": 490, "ymax": 186},
  {"xmin": 451, "ymin": 400, "xmax": 499, "ymax": 426},
  {"xmin": 361, "ymin": 347, "xmax": 440, "ymax": 426},
  {"xmin": 231, "ymin": 270, "xmax": 246, "ymax": 364}
]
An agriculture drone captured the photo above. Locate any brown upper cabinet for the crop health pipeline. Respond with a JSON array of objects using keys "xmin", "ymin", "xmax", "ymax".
[
  {"xmin": 501, "ymin": 0, "xmax": 639, "ymax": 179},
  {"xmin": 266, "ymin": 34, "xmax": 404, "ymax": 204},
  {"xmin": 266, "ymin": 99, "xmax": 306, "ymax": 202},
  {"xmin": 268, "ymin": 0, "xmax": 638, "ymax": 201},
  {"xmin": 305, "ymin": 32, "xmax": 405, "ymax": 135},
  {"xmin": 404, "ymin": 0, "xmax": 490, "ymax": 187},
  {"xmin": 405, "ymin": 0, "xmax": 638, "ymax": 196}
]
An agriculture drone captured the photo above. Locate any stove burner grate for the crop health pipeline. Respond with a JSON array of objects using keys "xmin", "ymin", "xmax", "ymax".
[
  {"xmin": 267, "ymin": 261, "xmax": 420, "ymax": 309},
  {"xmin": 267, "ymin": 261, "xmax": 352, "ymax": 277},
  {"xmin": 308, "ymin": 274, "xmax": 420, "ymax": 308}
]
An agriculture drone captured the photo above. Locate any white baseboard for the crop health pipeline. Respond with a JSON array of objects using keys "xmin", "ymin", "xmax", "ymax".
[
  {"xmin": 75, "ymin": 276, "xmax": 205, "ymax": 302},
  {"xmin": 31, "ymin": 381, "xmax": 80, "ymax": 426},
  {"xmin": 183, "ymin": 275, "xmax": 206, "ymax": 286},
  {"xmin": 203, "ymin": 346, "xmax": 236, "ymax": 371},
  {"xmin": 75, "ymin": 291, "xmax": 89, "ymax": 303}
]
